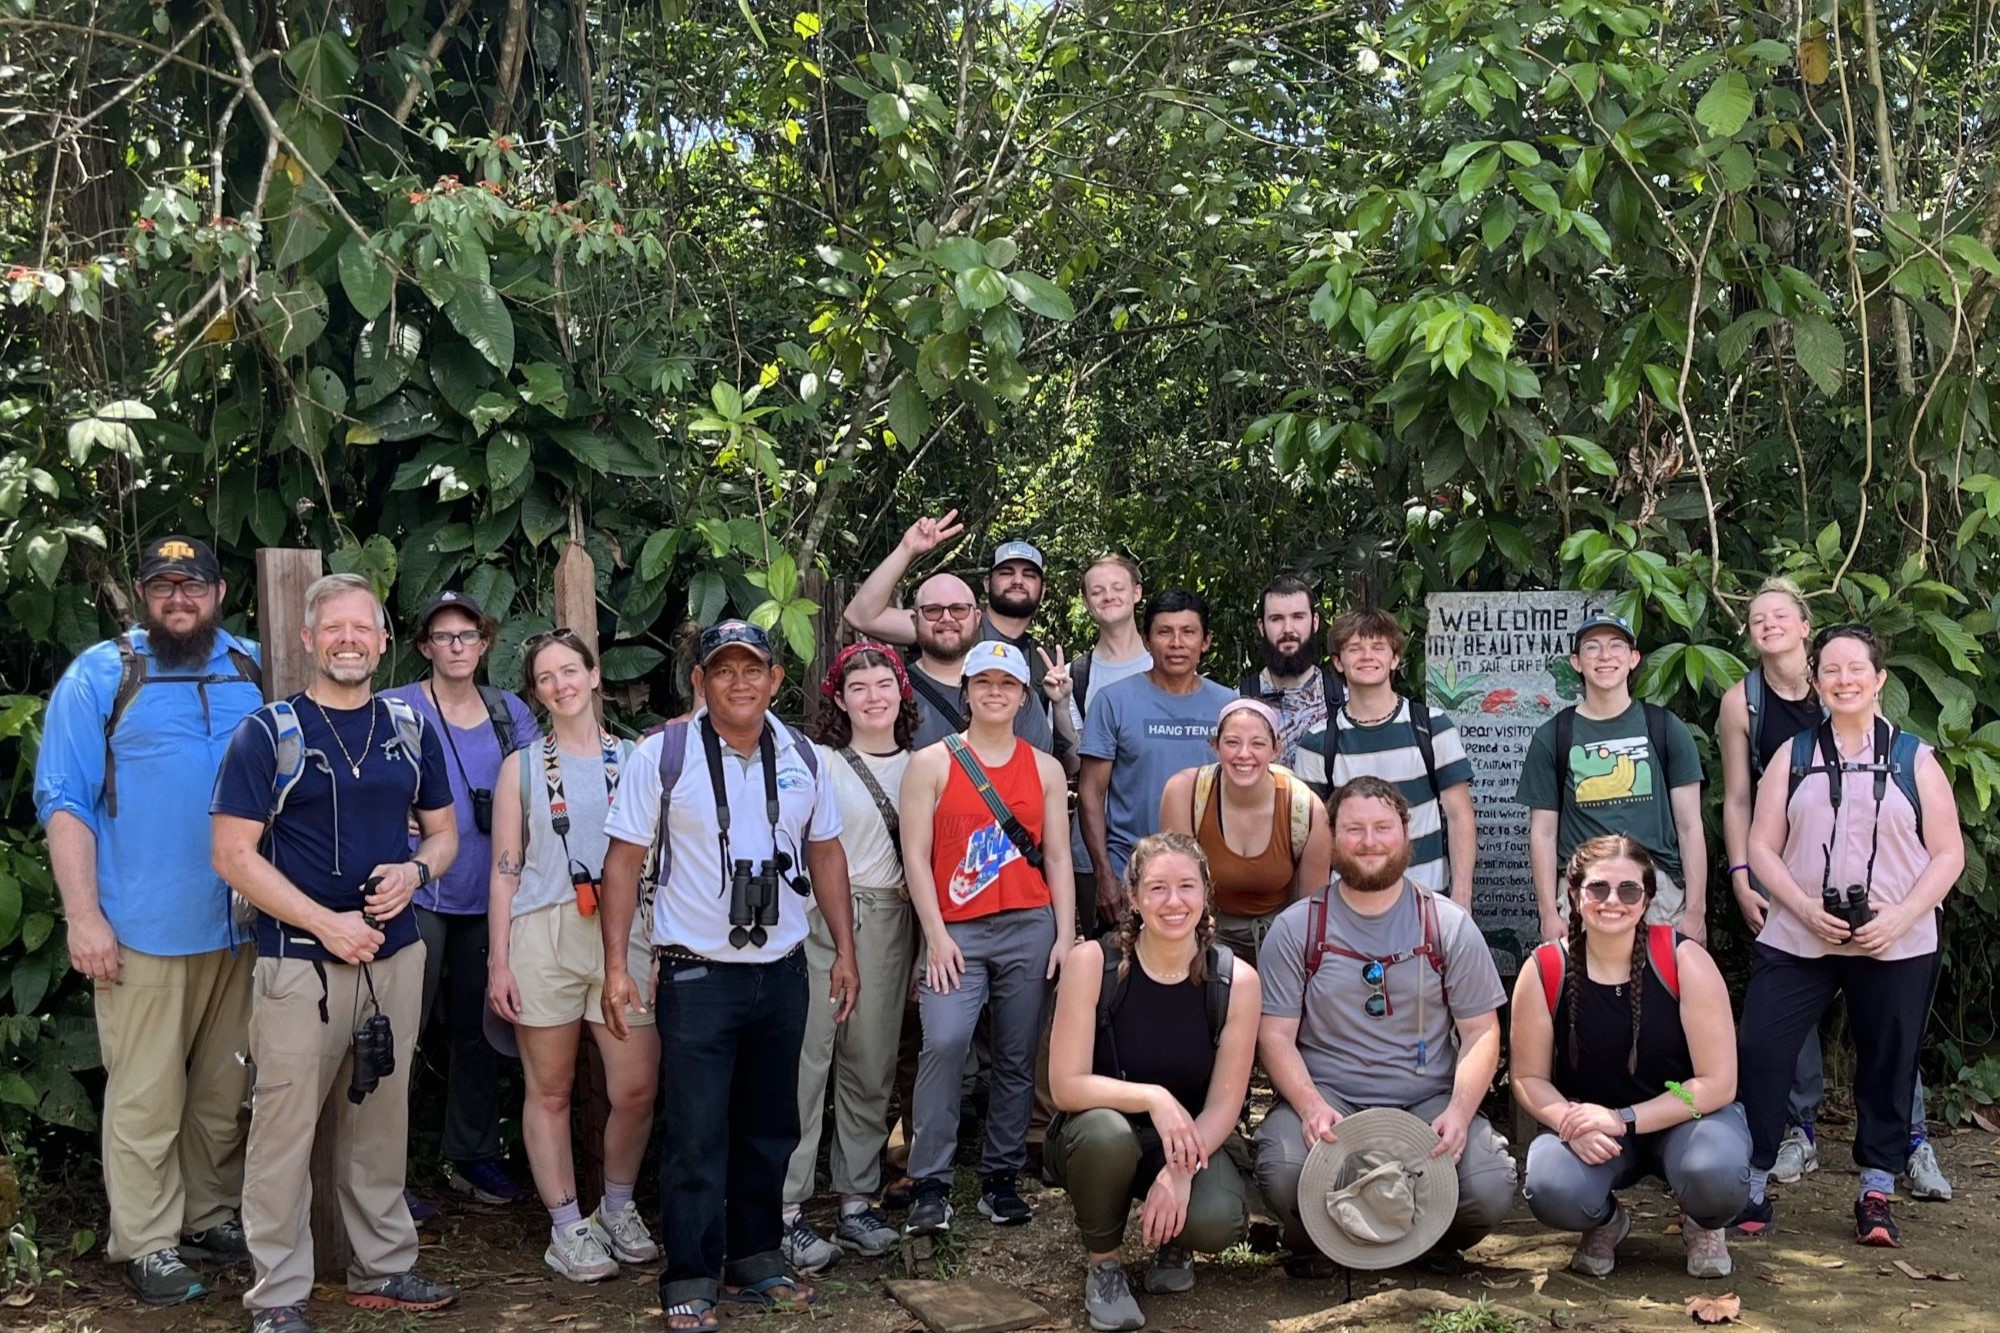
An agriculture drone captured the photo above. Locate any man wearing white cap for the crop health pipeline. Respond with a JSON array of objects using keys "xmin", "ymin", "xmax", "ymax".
[{"xmin": 898, "ymin": 640, "xmax": 1076, "ymax": 1237}]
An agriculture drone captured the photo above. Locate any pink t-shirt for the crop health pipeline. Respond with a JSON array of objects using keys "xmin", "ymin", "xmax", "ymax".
[{"xmin": 1758, "ymin": 730, "xmax": 1939, "ymax": 962}]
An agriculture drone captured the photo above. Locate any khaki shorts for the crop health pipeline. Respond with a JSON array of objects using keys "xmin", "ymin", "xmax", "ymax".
[{"xmin": 509, "ymin": 900, "xmax": 656, "ymax": 1029}]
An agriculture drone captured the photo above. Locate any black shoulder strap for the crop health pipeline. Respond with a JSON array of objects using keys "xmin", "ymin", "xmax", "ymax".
[
  {"xmin": 1322, "ymin": 666, "xmax": 1346, "ymax": 714},
  {"xmin": 1409, "ymin": 700, "xmax": 1441, "ymax": 802},
  {"xmin": 1206, "ymin": 944, "xmax": 1234, "ymax": 1047},
  {"xmin": 1096, "ymin": 945, "xmax": 1128, "ymax": 1033},
  {"xmin": 1643, "ymin": 702, "xmax": 1675, "ymax": 813},
  {"xmin": 1553, "ymin": 706, "xmax": 1577, "ymax": 818},
  {"xmin": 944, "ymin": 733, "xmax": 1043, "ymax": 869},
  {"xmin": 909, "ymin": 668, "xmax": 968, "ymax": 730},
  {"xmin": 1744, "ymin": 667, "xmax": 1767, "ymax": 778},
  {"xmin": 1072, "ymin": 652, "xmax": 1094, "ymax": 714},
  {"xmin": 1238, "ymin": 670, "xmax": 1265, "ymax": 699},
  {"xmin": 478, "ymin": 685, "xmax": 517, "ymax": 753}
]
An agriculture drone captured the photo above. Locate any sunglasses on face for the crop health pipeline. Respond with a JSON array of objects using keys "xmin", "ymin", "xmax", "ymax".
[{"xmin": 1580, "ymin": 879, "xmax": 1647, "ymax": 906}]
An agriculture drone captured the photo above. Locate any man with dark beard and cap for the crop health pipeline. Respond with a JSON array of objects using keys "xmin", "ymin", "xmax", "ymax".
[
  {"xmin": 36, "ymin": 535, "xmax": 265, "ymax": 1307},
  {"xmin": 1239, "ymin": 575, "xmax": 1343, "ymax": 770},
  {"xmin": 1253, "ymin": 777, "xmax": 1515, "ymax": 1278}
]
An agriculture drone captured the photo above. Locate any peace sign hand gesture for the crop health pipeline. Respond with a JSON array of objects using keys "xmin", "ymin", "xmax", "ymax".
[
  {"xmin": 899, "ymin": 509, "xmax": 966, "ymax": 558},
  {"xmin": 1037, "ymin": 645, "xmax": 1073, "ymax": 702}
]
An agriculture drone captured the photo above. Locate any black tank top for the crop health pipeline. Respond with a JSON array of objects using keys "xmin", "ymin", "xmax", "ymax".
[
  {"xmin": 1550, "ymin": 959, "xmax": 1694, "ymax": 1110},
  {"xmin": 1095, "ymin": 962, "xmax": 1216, "ymax": 1115},
  {"xmin": 1754, "ymin": 676, "xmax": 1821, "ymax": 774}
]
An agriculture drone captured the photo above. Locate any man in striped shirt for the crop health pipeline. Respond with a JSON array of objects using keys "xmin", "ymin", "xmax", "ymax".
[{"xmin": 1294, "ymin": 609, "xmax": 1478, "ymax": 909}]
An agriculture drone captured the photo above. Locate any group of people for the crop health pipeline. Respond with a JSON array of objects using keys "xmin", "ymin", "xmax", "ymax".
[{"xmin": 33, "ymin": 525, "xmax": 1961, "ymax": 1333}]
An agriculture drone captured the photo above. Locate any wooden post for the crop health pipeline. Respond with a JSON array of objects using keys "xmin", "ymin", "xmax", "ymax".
[
  {"xmin": 799, "ymin": 573, "xmax": 847, "ymax": 729},
  {"xmin": 255, "ymin": 550, "xmax": 352, "ymax": 1281}
]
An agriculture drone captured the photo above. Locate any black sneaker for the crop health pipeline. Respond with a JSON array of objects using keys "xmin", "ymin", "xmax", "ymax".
[
  {"xmin": 976, "ymin": 1171, "xmax": 1032, "ymax": 1226},
  {"xmin": 904, "ymin": 1179, "xmax": 954, "ymax": 1237},
  {"xmin": 1729, "ymin": 1195, "xmax": 1774, "ymax": 1237},
  {"xmin": 182, "ymin": 1215, "xmax": 249, "ymax": 1263},
  {"xmin": 1854, "ymin": 1191, "xmax": 1901, "ymax": 1248},
  {"xmin": 250, "ymin": 1306, "xmax": 313, "ymax": 1333},
  {"xmin": 124, "ymin": 1247, "xmax": 207, "ymax": 1306}
]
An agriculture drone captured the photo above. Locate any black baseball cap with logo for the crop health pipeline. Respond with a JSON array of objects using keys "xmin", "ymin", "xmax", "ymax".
[
  {"xmin": 414, "ymin": 589, "xmax": 493, "ymax": 635},
  {"xmin": 1571, "ymin": 610, "xmax": 1638, "ymax": 652},
  {"xmin": 137, "ymin": 536, "xmax": 222, "ymax": 583}
]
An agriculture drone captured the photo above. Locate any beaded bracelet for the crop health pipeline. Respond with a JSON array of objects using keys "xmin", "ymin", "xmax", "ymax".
[{"xmin": 1665, "ymin": 1080, "xmax": 1701, "ymax": 1118}]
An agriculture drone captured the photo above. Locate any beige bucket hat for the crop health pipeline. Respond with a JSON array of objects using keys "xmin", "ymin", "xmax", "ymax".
[{"xmin": 1297, "ymin": 1107, "xmax": 1459, "ymax": 1270}]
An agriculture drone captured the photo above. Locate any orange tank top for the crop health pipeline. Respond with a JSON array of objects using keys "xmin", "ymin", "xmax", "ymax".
[
  {"xmin": 1196, "ymin": 772, "xmax": 1299, "ymax": 918},
  {"xmin": 931, "ymin": 739, "xmax": 1052, "ymax": 922}
]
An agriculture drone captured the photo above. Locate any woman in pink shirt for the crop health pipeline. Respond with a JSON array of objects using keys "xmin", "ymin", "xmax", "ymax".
[{"xmin": 1737, "ymin": 625, "xmax": 1962, "ymax": 1250}]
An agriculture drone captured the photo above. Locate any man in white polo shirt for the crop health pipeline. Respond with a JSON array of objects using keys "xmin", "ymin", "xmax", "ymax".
[{"xmin": 598, "ymin": 620, "xmax": 859, "ymax": 1329}]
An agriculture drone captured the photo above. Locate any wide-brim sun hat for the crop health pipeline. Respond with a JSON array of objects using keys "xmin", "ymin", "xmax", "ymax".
[
  {"xmin": 483, "ymin": 1004, "xmax": 520, "ymax": 1059},
  {"xmin": 1297, "ymin": 1106, "xmax": 1459, "ymax": 1271}
]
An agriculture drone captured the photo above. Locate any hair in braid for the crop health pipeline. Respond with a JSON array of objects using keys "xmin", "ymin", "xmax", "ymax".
[
  {"xmin": 1116, "ymin": 831, "xmax": 1216, "ymax": 985},
  {"xmin": 1561, "ymin": 834, "xmax": 1660, "ymax": 1077}
]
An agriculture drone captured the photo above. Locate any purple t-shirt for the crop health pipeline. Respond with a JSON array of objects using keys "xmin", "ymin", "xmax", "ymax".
[{"xmin": 382, "ymin": 682, "xmax": 540, "ymax": 916}]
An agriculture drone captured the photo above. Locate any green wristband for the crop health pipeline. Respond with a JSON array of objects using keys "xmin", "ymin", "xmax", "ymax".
[{"xmin": 1665, "ymin": 1080, "xmax": 1700, "ymax": 1118}]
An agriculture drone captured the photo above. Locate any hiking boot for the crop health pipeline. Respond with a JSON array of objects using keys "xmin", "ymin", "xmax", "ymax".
[
  {"xmin": 1905, "ymin": 1140, "xmax": 1952, "ymax": 1201},
  {"xmin": 345, "ymin": 1270, "xmax": 460, "ymax": 1310},
  {"xmin": 1729, "ymin": 1195, "xmax": 1774, "ymax": 1237},
  {"xmin": 1567, "ymin": 1203, "xmax": 1630, "ymax": 1278},
  {"xmin": 182, "ymin": 1215, "xmax": 249, "ymax": 1263},
  {"xmin": 590, "ymin": 1199, "xmax": 660, "ymax": 1264},
  {"xmin": 446, "ymin": 1157, "xmax": 522, "ymax": 1205},
  {"xmin": 544, "ymin": 1222, "xmax": 619, "ymax": 1283},
  {"xmin": 124, "ymin": 1247, "xmax": 206, "ymax": 1306},
  {"xmin": 1682, "ymin": 1214, "xmax": 1732, "ymax": 1279},
  {"xmin": 780, "ymin": 1213, "xmax": 842, "ymax": 1275},
  {"xmin": 1771, "ymin": 1126, "xmax": 1818, "ymax": 1184},
  {"xmin": 250, "ymin": 1306, "xmax": 313, "ymax": 1333},
  {"xmin": 1141, "ymin": 1242, "xmax": 1194, "ymax": 1294},
  {"xmin": 977, "ymin": 1171, "xmax": 1032, "ymax": 1226},
  {"xmin": 1084, "ymin": 1258, "xmax": 1146, "ymax": 1331},
  {"xmin": 1854, "ymin": 1191, "xmax": 1901, "ymax": 1247},
  {"xmin": 833, "ymin": 1205, "xmax": 900, "ymax": 1257},
  {"xmin": 904, "ymin": 1179, "xmax": 954, "ymax": 1237}
]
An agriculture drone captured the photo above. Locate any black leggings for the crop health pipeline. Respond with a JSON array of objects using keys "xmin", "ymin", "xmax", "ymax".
[{"xmin": 1736, "ymin": 944, "xmax": 1931, "ymax": 1175}]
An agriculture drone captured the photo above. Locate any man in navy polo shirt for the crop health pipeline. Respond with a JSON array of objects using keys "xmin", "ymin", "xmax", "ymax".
[{"xmin": 211, "ymin": 573, "xmax": 461, "ymax": 1333}]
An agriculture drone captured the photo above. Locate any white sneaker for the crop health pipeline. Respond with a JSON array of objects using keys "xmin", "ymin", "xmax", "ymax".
[
  {"xmin": 590, "ymin": 1200, "xmax": 661, "ymax": 1263},
  {"xmin": 1771, "ymin": 1126, "xmax": 1818, "ymax": 1184},
  {"xmin": 1905, "ymin": 1140, "xmax": 1952, "ymax": 1201},
  {"xmin": 781, "ymin": 1213, "xmax": 842, "ymax": 1275},
  {"xmin": 544, "ymin": 1222, "xmax": 619, "ymax": 1282}
]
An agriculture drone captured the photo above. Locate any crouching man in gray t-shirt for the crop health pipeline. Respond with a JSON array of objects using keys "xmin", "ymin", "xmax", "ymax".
[{"xmin": 1254, "ymin": 776, "xmax": 1516, "ymax": 1276}]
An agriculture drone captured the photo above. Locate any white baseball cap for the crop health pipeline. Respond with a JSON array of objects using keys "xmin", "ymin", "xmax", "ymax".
[{"xmin": 963, "ymin": 639, "xmax": 1031, "ymax": 686}]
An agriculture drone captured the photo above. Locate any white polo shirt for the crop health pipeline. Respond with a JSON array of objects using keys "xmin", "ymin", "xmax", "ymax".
[{"xmin": 605, "ymin": 711, "xmax": 842, "ymax": 962}]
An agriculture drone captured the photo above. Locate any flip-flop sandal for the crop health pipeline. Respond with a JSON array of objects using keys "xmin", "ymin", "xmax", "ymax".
[
  {"xmin": 664, "ymin": 1298, "xmax": 719, "ymax": 1331},
  {"xmin": 721, "ymin": 1274, "xmax": 817, "ymax": 1310}
]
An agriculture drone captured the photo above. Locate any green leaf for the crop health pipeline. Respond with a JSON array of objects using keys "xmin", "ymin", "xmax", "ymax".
[
  {"xmin": 1814, "ymin": 520, "xmax": 1842, "ymax": 563},
  {"xmin": 1004, "ymin": 271, "xmax": 1076, "ymax": 320},
  {"xmin": 1892, "ymin": 651, "xmax": 1976, "ymax": 736},
  {"xmin": 353, "ymin": 318, "xmax": 420, "ymax": 409},
  {"xmin": 256, "ymin": 278, "xmax": 329, "ymax": 360},
  {"xmin": 1717, "ymin": 309, "xmax": 1776, "ymax": 368},
  {"xmin": 1570, "ymin": 210, "xmax": 1613, "ymax": 257},
  {"xmin": 360, "ymin": 390, "xmax": 442, "ymax": 442},
  {"xmin": 444, "ymin": 282, "xmax": 515, "ymax": 372},
  {"xmin": 272, "ymin": 202, "xmax": 329, "ymax": 269},
  {"xmin": 867, "ymin": 92, "xmax": 910, "ymax": 137},
  {"xmin": 487, "ymin": 429, "xmax": 530, "ymax": 490},
  {"xmin": 1458, "ymin": 150, "xmax": 1502, "ymax": 201},
  {"xmin": 550, "ymin": 425, "xmax": 612, "ymax": 473},
  {"xmin": 519, "ymin": 488, "xmax": 566, "ymax": 546},
  {"xmin": 1558, "ymin": 433, "xmax": 1619, "ymax": 476},
  {"xmin": 250, "ymin": 489, "xmax": 289, "ymax": 546},
  {"xmin": 1694, "ymin": 71, "xmax": 1753, "ymax": 136},
  {"xmin": 338, "ymin": 235, "xmax": 392, "ymax": 319},
  {"xmin": 1946, "ymin": 234, "xmax": 2000, "ymax": 277},
  {"xmin": 954, "ymin": 265, "xmax": 1009, "ymax": 312},
  {"xmin": 887, "ymin": 376, "xmax": 930, "ymax": 445},
  {"xmin": 1440, "ymin": 140, "xmax": 1495, "ymax": 175},
  {"xmin": 598, "ymin": 645, "xmax": 665, "ymax": 680},
  {"xmin": 639, "ymin": 527, "xmax": 680, "ymax": 580},
  {"xmin": 1642, "ymin": 362, "xmax": 1683, "ymax": 410},
  {"xmin": 982, "ymin": 236, "xmax": 1019, "ymax": 269},
  {"xmin": 468, "ymin": 391, "xmax": 516, "ymax": 434},
  {"xmin": 1444, "ymin": 519, "xmax": 1488, "ymax": 582},
  {"xmin": 933, "ymin": 237, "xmax": 986, "ymax": 273},
  {"xmin": 283, "ymin": 32, "xmax": 360, "ymax": 96},
  {"xmin": 1791, "ymin": 311, "xmax": 1845, "ymax": 395},
  {"xmin": 518, "ymin": 362, "xmax": 567, "ymax": 410},
  {"xmin": 1508, "ymin": 169, "xmax": 1561, "ymax": 216},
  {"xmin": 1917, "ymin": 609, "xmax": 1983, "ymax": 674},
  {"xmin": 276, "ymin": 99, "xmax": 342, "ymax": 174},
  {"xmin": 687, "ymin": 569, "xmax": 727, "ymax": 624},
  {"xmin": 780, "ymin": 603, "xmax": 817, "ymax": 662}
]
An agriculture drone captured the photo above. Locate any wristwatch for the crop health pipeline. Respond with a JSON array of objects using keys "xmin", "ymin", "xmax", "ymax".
[
  {"xmin": 1617, "ymin": 1106, "xmax": 1637, "ymax": 1136},
  {"xmin": 413, "ymin": 860, "xmax": 432, "ymax": 887}
]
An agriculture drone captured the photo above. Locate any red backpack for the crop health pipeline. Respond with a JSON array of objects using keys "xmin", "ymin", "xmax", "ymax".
[{"xmin": 1532, "ymin": 923, "xmax": 1680, "ymax": 1013}]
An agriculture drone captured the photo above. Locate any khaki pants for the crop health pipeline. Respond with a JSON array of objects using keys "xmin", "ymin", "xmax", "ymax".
[
  {"xmin": 242, "ymin": 945, "xmax": 423, "ymax": 1311},
  {"xmin": 94, "ymin": 944, "xmax": 254, "ymax": 1261},
  {"xmin": 784, "ymin": 889, "xmax": 914, "ymax": 1203}
]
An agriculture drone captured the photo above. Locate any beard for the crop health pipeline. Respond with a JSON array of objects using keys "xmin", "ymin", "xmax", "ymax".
[
  {"xmin": 988, "ymin": 586, "xmax": 1040, "ymax": 618},
  {"xmin": 1263, "ymin": 637, "xmax": 1316, "ymax": 679},
  {"xmin": 142, "ymin": 608, "xmax": 220, "ymax": 669},
  {"xmin": 914, "ymin": 621, "xmax": 971, "ymax": 664},
  {"xmin": 1329, "ymin": 839, "xmax": 1412, "ymax": 894}
]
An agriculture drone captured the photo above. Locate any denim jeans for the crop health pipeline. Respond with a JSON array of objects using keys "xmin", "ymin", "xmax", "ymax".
[{"xmin": 654, "ymin": 949, "xmax": 809, "ymax": 1309}]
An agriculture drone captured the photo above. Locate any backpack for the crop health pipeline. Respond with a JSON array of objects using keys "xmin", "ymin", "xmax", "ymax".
[
  {"xmin": 1096, "ymin": 942, "xmax": 1234, "ymax": 1053},
  {"xmin": 1552, "ymin": 701, "xmax": 1680, "ymax": 822},
  {"xmin": 262, "ymin": 694, "xmax": 426, "ymax": 822},
  {"xmin": 1320, "ymin": 699, "xmax": 1451, "ymax": 866},
  {"xmin": 1302, "ymin": 884, "xmax": 1450, "ymax": 996},
  {"xmin": 1743, "ymin": 668, "xmax": 1827, "ymax": 780},
  {"xmin": 1532, "ymin": 924, "xmax": 1681, "ymax": 1014},
  {"xmin": 102, "ymin": 631, "xmax": 262, "ymax": 817},
  {"xmin": 647, "ymin": 716, "xmax": 820, "ymax": 891},
  {"xmin": 1190, "ymin": 762, "xmax": 1315, "ymax": 859},
  {"xmin": 476, "ymin": 684, "xmax": 521, "ymax": 754},
  {"xmin": 1785, "ymin": 718, "xmax": 1924, "ymax": 827}
]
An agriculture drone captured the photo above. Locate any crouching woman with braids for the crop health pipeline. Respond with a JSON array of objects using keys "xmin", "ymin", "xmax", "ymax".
[
  {"xmin": 1047, "ymin": 833, "xmax": 1260, "ymax": 1332},
  {"xmin": 1512, "ymin": 836, "xmax": 1750, "ymax": 1280}
]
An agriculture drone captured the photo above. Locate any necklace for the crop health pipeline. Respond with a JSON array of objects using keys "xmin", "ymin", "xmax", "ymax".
[
  {"xmin": 1134, "ymin": 934, "xmax": 1194, "ymax": 983},
  {"xmin": 311, "ymin": 694, "xmax": 378, "ymax": 779},
  {"xmin": 1343, "ymin": 698, "xmax": 1401, "ymax": 727}
]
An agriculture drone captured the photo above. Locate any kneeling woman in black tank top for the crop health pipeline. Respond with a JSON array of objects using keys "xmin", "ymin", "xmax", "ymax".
[
  {"xmin": 1048, "ymin": 832, "xmax": 1262, "ymax": 1332},
  {"xmin": 1512, "ymin": 836, "xmax": 1751, "ymax": 1282}
]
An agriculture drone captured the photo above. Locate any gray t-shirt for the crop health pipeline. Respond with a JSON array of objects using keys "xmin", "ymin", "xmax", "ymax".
[
  {"xmin": 1257, "ymin": 884, "xmax": 1507, "ymax": 1107},
  {"xmin": 1068, "ymin": 648, "xmax": 1154, "ymax": 868},
  {"xmin": 515, "ymin": 744, "xmax": 621, "ymax": 917},
  {"xmin": 1079, "ymin": 673, "xmax": 1236, "ymax": 881}
]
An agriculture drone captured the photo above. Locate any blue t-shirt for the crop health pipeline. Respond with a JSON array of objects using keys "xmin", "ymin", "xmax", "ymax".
[
  {"xmin": 380, "ymin": 683, "xmax": 537, "ymax": 916},
  {"xmin": 1078, "ymin": 673, "xmax": 1236, "ymax": 881},
  {"xmin": 211, "ymin": 693, "xmax": 454, "ymax": 962}
]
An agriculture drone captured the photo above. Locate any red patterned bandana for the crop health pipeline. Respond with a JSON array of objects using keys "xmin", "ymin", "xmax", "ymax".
[{"xmin": 820, "ymin": 640, "xmax": 915, "ymax": 704}]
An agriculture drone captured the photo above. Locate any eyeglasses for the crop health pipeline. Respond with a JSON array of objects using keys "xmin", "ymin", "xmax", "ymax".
[
  {"xmin": 143, "ymin": 577, "xmax": 211, "ymax": 600},
  {"xmin": 427, "ymin": 629, "xmax": 486, "ymax": 648},
  {"xmin": 917, "ymin": 602, "xmax": 976, "ymax": 623},
  {"xmin": 1580, "ymin": 879, "xmax": 1647, "ymax": 905},
  {"xmin": 1576, "ymin": 638, "xmax": 1633, "ymax": 658},
  {"xmin": 1361, "ymin": 959, "xmax": 1391, "ymax": 1018}
]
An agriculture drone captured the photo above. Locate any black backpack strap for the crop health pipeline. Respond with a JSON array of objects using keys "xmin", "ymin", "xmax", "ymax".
[
  {"xmin": 1409, "ymin": 700, "xmax": 1442, "ymax": 803},
  {"xmin": 1552, "ymin": 706, "xmax": 1577, "ymax": 819},
  {"xmin": 478, "ymin": 685, "xmax": 517, "ymax": 753},
  {"xmin": 1072, "ymin": 652, "xmax": 1093, "ymax": 715},
  {"xmin": 1206, "ymin": 944, "xmax": 1234, "ymax": 1047},
  {"xmin": 909, "ymin": 668, "xmax": 968, "ymax": 730},
  {"xmin": 101, "ymin": 633, "xmax": 147, "ymax": 818},
  {"xmin": 1643, "ymin": 702, "xmax": 1676, "ymax": 814},
  {"xmin": 1743, "ymin": 667, "xmax": 1767, "ymax": 779},
  {"xmin": 1321, "ymin": 666, "xmax": 1346, "ymax": 715},
  {"xmin": 1238, "ymin": 670, "xmax": 1266, "ymax": 700}
]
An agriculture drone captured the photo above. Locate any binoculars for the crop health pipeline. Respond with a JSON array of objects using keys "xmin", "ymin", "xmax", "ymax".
[
  {"xmin": 726, "ymin": 852, "xmax": 810, "ymax": 949},
  {"xmin": 348, "ymin": 1011, "xmax": 396, "ymax": 1104},
  {"xmin": 1822, "ymin": 883, "xmax": 1876, "ymax": 931}
]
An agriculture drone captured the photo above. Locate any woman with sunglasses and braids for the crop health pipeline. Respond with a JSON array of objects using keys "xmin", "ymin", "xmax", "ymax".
[
  {"xmin": 777, "ymin": 644, "xmax": 922, "ymax": 1274},
  {"xmin": 487, "ymin": 630, "xmax": 660, "ymax": 1281},
  {"xmin": 1512, "ymin": 836, "xmax": 1749, "ymax": 1280},
  {"xmin": 1736, "ymin": 623, "xmax": 1961, "ymax": 1248},
  {"xmin": 1047, "ymin": 832, "xmax": 1261, "ymax": 1331}
]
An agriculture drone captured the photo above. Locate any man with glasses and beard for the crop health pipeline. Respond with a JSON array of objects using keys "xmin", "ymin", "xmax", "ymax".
[
  {"xmin": 1253, "ymin": 777, "xmax": 1515, "ymax": 1278},
  {"xmin": 1240, "ymin": 575, "xmax": 1343, "ymax": 770},
  {"xmin": 36, "ymin": 536, "xmax": 265, "ymax": 1307}
]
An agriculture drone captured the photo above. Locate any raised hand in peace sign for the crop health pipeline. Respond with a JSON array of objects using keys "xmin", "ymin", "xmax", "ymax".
[
  {"xmin": 1037, "ymin": 645, "xmax": 1073, "ymax": 702},
  {"xmin": 898, "ymin": 509, "xmax": 966, "ymax": 558}
]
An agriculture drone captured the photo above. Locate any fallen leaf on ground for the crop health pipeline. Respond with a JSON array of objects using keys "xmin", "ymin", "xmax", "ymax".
[
  {"xmin": 1686, "ymin": 1293, "xmax": 1742, "ymax": 1324},
  {"xmin": 1817, "ymin": 1258, "xmax": 1846, "ymax": 1268},
  {"xmin": 1757, "ymin": 1272, "xmax": 1786, "ymax": 1285},
  {"xmin": 1971, "ymin": 1107, "xmax": 1999, "ymax": 1134},
  {"xmin": 1894, "ymin": 1260, "xmax": 1932, "ymax": 1280},
  {"xmin": 1911, "ymin": 1300, "xmax": 1936, "ymax": 1310}
]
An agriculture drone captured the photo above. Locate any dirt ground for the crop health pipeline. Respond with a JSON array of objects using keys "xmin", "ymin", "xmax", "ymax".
[{"xmin": 12, "ymin": 1125, "xmax": 1997, "ymax": 1333}]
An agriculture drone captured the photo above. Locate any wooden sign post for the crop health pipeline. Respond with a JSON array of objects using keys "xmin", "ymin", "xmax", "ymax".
[{"xmin": 254, "ymin": 549, "xmax": 353, "ymax": 1281}]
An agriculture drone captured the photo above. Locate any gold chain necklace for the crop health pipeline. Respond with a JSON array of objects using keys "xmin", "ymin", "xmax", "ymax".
[{"xmin": 310, "ymin": 694, "xmax": 378, "ymax": 779}]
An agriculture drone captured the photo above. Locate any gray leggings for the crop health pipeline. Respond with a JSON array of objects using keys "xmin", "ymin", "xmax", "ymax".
[
  {"xmin": 1522, "ymin": 1103, "xmax": 1752, "ymax": 1232},
  {"xmin": 1049, "ymin": 1108, "xmax": 1249, "ymax": 1255}
]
